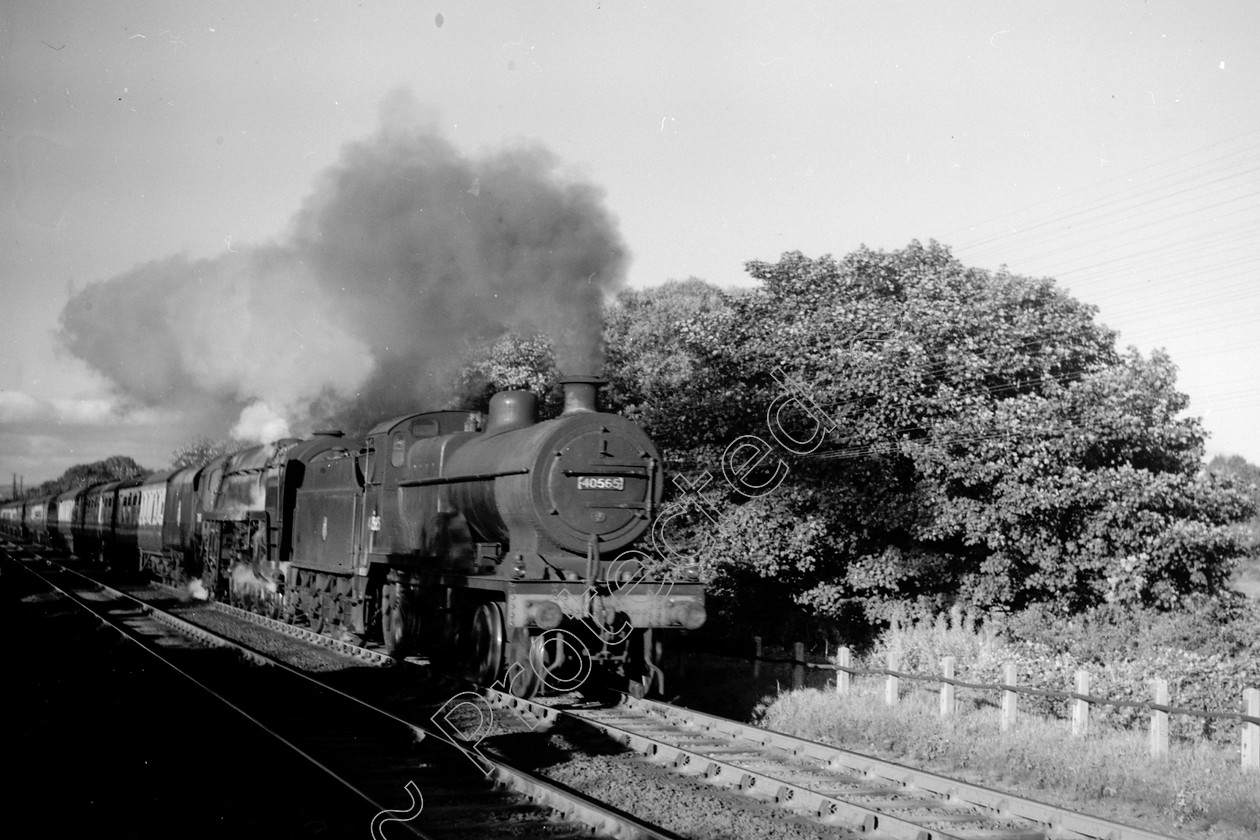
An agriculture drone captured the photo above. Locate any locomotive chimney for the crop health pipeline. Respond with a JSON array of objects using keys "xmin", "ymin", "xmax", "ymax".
[{"xmin": 559, "ymin": 374, "xmax": 605, "ymax": 415}]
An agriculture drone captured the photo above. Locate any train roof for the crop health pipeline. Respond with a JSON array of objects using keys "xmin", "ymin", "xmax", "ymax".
[
  {"xmin": 367, "ymin": 410, "xmax": 482, "ymax": 438},
  {"xmin": 220, "ymin": 439, "xmax": 303, "ymax": 475},
  {"xmin": 284, "ymin": 432, "xmax": 353, "ymax": 463},
  {"xmin": 139, "ymin": 468, "xmax": 181, "ymax": 487},
  {"xmin": 167, "ymin": 464, "xmax": 201, "ymax": 489},
  {"xmin": 55, "ymin": 484, "xmax": 100, "ymax": 502},
  {"xmin": 196, "ymin": 434, "xmax": 350, "ymax": 482}
]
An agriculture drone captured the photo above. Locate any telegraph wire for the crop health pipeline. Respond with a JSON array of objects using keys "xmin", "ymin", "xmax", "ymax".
[
  {"xmin": 1031, "ymin": 201, "xmax": 1260, "ymax": 276},
  {"xmin": 1089, "ymin": 274, "xmax": 1260, "ymax": 318},
  {"xmin": 941, "ymin": 128, "xmax": 1260, "ymax": 244},
  {"xmin": 957, "ymin": 176, "xmax": 1259, "ymax": 266},
  {"xmin": 947, "ymin": 136, "xmax": 1259, "ymax": 281},
  {"xmin": 950, "ymin": 137, "xmax": 1258, "ymax": 240},
  {"xmin": 932, "ymin": 132, "xmax": 1260, "ymax": 449},
  {"xmin": 957, "ymin": 200, "xmax": 1259, "ymax": 283},
  {"xmin": 726, "ymin": 132, "xmax": 1260, "ymax": 459},
  {"xmin": 959, "ymin": 171, "xmax": 1260, "ymax": 268}
]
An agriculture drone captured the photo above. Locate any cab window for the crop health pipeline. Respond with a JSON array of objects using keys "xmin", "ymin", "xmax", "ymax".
[{"xmin": 390, "ymin": 432, "xmax": 407, "ymax": 467}]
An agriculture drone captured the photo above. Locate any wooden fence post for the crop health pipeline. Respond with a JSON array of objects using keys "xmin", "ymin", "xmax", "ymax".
[
  {"xmin": 939, "ymin": 657, "xmax": 955, "ymax": 718},
  {"xmin": 835, "ymin": 646, "xmax": 851, "ymax": 696},
  {"xmin": 1000, "ymin": 663, "xmax": 1017, "ymax": 732},
  {"xmin": 753, "ymin": 635, "xmax": 762, "ymax": 679},
  {"xmin": 1243, "ymin": 688, "xmax": 1259, "ymax": 771},
  {"xmin": 1072, "ymin": 670, "xmax": 1090, "ymax": 737},
  {"xmin": 1150, "ymin": 678, "xmax": 1169, "ymax": 758},
  {"xmin": 793, "ymin": 642, "xmax": 805, "ymax": 690},
  {"xmin": 885, "ymin": 651, "xmax": 899, "ymax": 706}
]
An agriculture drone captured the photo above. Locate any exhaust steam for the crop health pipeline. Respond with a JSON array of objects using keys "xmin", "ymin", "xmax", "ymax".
[{"xmin": 58, "ymin": 90, "xmax": 627, "ymax": 442}]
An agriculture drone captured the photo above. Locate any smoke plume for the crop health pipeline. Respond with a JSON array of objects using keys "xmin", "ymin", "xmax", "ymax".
[{"xmin": 59, "ymin": 92, "xmax": 628, "ymax": 441}]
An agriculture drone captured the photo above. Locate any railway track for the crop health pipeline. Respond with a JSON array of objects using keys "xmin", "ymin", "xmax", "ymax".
[
  {"xmin": 121, "ymin": 562, "xmax": 1182, "ymax": 840},
  {"xmin": 486, "ymin": 691, "xmax": 1179, "ymax": 840},
  {"xmin": 4, "ymin": 547, "xmax": 684, "ymax": 840},
  {"xmin": 5, "ymin": 544, "xmax": 1182, "ymax": 840}
]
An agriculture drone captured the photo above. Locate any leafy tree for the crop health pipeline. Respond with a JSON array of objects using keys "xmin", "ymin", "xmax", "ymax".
[
  {"xmin": 447, "ymin": 332, "xmax": 563, "ymax": 416},
  {"xmin": 1208, "ymin": 454, "xmax": 1260, "ymax": 525},
  {"xmin": 1208, "ymin": 454, "xmax": 1260, "ymax": 590},
  {"xmin": 612, "ymin": 242, "xmax": 1254, "ymax": 623},
  {"xmin": 443, "ymin": 280, "xmax": 737, "ymax": 448},
  {"xmin": 171, "ymin": 437, "xmax": 244, "ymax": 470},
  {"xmin": 601, "ymin": 278, "xmax": 738, "ymax": 462},
  {"xmin": 27, "ymin": 456, "xmax": 147, "ymax": 497}
]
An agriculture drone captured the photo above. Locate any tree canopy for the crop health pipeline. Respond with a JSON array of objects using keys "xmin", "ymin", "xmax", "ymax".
[
  {"xmin": 170, "ymin": 436, "xmax": 246, "ymax": 470},
  {"xmin": 446, "ymin": 332, "xmax": 564, "ymax": 417},
  {"xmin": 20, "ymin": 455, "xmax": 147, "ymax": 498},
  {"xmin": 1208, "ymin": 454, "xmax": 1260, "ymax": 580},
  {"xmin": 597, "ymin": 242, "xmax": 1254, "ymax": 625}
]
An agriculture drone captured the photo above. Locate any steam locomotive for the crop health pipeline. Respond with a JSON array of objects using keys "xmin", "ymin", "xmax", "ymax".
[{"xmin": 0, "ymin": 376, "xmax": 706, "ymax": 698}]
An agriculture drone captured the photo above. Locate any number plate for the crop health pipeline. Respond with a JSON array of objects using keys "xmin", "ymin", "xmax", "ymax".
[{"xmin": 577, "ymin": 476, "xmax": 625, "ymax": 491}]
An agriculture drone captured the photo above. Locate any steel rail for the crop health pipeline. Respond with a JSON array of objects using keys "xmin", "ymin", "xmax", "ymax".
[
  {"xmin": 481, "ymin": 689, "xmax": 1180, "ymax": 840},
  {"xmin": 602, "ymin": 693, "xmax": 1178, "ymax": 840},
  {"xmin": 6, "ymin": 552, "xmax": 429, "ymax": 838},
  {"xmin": 164, "ymin": 582, "xmax": 400, "ymax": 666},
  {"xmin": 14, "ymin": 552, "xmax": 683, "ymax": 840},
  {"xmin": 492, "ymin": 689, "xmax": 968, "ymax": 840}
]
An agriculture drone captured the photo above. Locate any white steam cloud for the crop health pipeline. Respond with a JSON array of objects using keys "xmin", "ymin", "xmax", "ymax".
[{"xmin": 231, "ymin": 402, "xmax": 292, "ymax": 443}]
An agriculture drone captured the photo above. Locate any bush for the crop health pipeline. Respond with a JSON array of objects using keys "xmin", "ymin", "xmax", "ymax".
[
  {"xmin": 857, "ymin": 600, "xmax": 1260, "ymax": 743},
  {"xmin": 1002, "ymin": 598, "xmax": 1260, "ymax": 739},
  {"xmin": 1006, "ymin": 596, "xmax": 1260, "ymax": 660}
]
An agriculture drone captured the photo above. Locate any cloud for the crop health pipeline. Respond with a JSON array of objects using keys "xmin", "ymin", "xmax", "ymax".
[
  {"xmin": 0, "ymin": 395, "xmax": 185, "ymax": 486},
  {"xmin": 0, "ymin": 389, "xmax": 170, "ymax": 426}
]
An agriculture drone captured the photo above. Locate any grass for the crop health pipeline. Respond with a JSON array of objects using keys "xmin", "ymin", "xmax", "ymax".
[{"xmin": 755, "ymin": 680, "xmax": 1260, "ymax": 839}]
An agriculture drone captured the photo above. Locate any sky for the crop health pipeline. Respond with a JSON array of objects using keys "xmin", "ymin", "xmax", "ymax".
[{"xmin": 1, "ymin": 0, "xmax": 1258, "ymax": 489}]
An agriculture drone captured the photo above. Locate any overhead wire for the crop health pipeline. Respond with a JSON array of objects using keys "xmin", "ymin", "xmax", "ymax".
[
  {"xmin": 953, "ymin": 151, "xmax": 1258, "ymax": 267},
  {"xmin": 940, "ymin": 127, "xmax": 1260, "ymax": 244},
  {"xmin": 963, "ymin": 136, "xmax": 1259, "ymax": 416},
  {"xmin": 961, "ymin": 174, "xmax": 1260, "ymax": 269},
  {"xmin": 796, "ymin": 131, "xmax": 1260, "ymax": 459}
]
